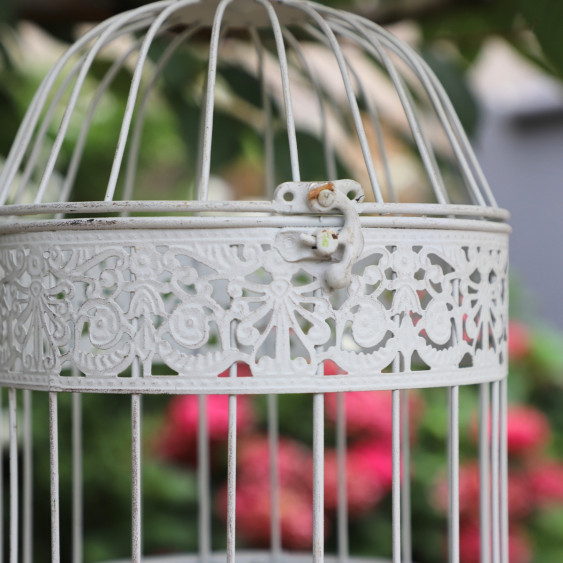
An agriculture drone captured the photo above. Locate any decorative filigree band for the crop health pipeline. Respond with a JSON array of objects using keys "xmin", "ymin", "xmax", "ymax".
[{"xmin": 0, "ymin": 226, "xmax": 508, "ymax": 393}]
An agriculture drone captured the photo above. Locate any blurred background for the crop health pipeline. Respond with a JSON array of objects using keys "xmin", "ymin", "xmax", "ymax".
[{"xmin": 1, "ymin": 0, "xmax": 563, "ymax": 562}]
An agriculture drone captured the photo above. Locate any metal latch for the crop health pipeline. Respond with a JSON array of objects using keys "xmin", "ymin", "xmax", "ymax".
[{"xmin": 274, "ymin": 180, "xmax": 364, "ymax": 290}]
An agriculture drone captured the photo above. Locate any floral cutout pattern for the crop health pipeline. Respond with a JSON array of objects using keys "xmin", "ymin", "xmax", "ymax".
[{"xmin": 0, "ymin": 227, "xmax": 508, "ymax": 392}]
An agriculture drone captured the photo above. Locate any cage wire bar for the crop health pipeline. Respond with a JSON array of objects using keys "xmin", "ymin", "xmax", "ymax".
[{"xmin": 0, "ymin": 0, "xmax": 509, "ymax": 562}]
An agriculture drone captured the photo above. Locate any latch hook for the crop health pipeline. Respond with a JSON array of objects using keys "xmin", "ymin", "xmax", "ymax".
[{"xmin": 274, "ymin": 180, "xmax": 364, "ymax": 290}]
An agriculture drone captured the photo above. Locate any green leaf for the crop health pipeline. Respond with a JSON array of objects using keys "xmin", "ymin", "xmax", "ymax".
[
  {"xmin": 530, "ymin": 326, "xmax": 563, "ymax": 379},
  {"xmin": 421, "ymin": 47, "xmax": 479, "ymax": 136},
  {"xmin": 420, "ymin": 0, "xmax": 519, "ymax": 62},
  {"xmin": 0, "ymin": 81, "xmax": 21, "ymax": 154},
  {"xmin": 143, "ymin": 461, "xmax": 198, "ymax": 503},
  {"xmin": 534, "ymin": 506, "xmax": 563, "ymax": 539},
  {"xmin": 89, "ymin": 58, "xmax": 135, "ymax": 99},
  {"xmin": 519, "ymin": 0, "xmax": 563, "ymax": 75}
]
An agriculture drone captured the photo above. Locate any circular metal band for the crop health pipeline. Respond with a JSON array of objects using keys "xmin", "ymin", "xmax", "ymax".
[{"xmin": 0, "ymin": 226, "xmax": 508, "ymax": 393}]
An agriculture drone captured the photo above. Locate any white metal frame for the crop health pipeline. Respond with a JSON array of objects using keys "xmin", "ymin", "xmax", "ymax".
[{"xmin": 0, "ymin": 0, "xmax": 509, "ymax": 562}]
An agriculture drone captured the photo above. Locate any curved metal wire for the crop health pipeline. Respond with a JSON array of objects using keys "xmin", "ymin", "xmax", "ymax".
[
  {"xmin": 302, "ymin": 23, "xmax": 395, "ymax": 201},
  {"xmin": 122, "ymin": 26, "xmax": 202, "ymax": 203},
  {"xmin": 322, "ymin": 15, "xmax": 449, "ymax": 204},
  {"xmin": 353, "ymin": 17, "xmax": 489, "ymax": 206},
  {"xmin": 60, "ymin": 37, "xmax": 146, "ymax": 208},
  {"xmin": 0, "ymin": 0, "xmax": 505, "ymax": 215},
  {"xmin": 105, "ymin": 0, "xmax": 202, "ymax": 202},
  {"xmin": 249, "ymin": 27, "xmax": 277, "ymax": 198},
  {"xmin": 320, "ymin": 5, "xmax": 493, "ymax": 206},
  {"xmin": 0, "ymin": 9, "xmax": 165, "ymax": 205},
  {"xmin": 37, "ymin": 9, "xmax": 170, "ymax": 205},
  {"xmin": 282, "ymin": 28, "xmax": 337, "ymax": 182},
  {"xmin": 293, "ymin": 4, "xmax": 385, "ymax": 202}
]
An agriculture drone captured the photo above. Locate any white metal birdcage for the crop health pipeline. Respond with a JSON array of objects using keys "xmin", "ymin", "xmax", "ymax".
[{"xmin": 0, "ymin": 0, "xmax": 510, "ymax": 561}]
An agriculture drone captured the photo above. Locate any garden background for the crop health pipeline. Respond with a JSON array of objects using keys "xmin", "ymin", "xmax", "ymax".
[{"xmin": 1, "ymin": 0, "xmax": 563, "ymax": 561}]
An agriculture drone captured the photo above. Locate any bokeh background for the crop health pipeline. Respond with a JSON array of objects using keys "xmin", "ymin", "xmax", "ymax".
[{"xmin": 1, "ymin": 0, "xmax": 563, "ymax": 562}]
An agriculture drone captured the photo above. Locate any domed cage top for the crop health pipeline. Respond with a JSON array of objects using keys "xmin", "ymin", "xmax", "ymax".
[{"xmin": 0, "ymin": 0, "xmax": 510, "ymax": 561}]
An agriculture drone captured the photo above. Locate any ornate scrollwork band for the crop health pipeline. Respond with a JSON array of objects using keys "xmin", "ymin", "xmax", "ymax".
[{"xmin": 0, "ymin": 227, "xmax": 508, "ymax": 393}]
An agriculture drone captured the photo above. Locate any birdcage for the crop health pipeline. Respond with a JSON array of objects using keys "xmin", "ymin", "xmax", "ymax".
[{"xmin": 0, "ymin": 0, "xmax": 510, "ymax": 561}]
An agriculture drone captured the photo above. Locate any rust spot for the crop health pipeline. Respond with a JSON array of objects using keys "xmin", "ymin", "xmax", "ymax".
[{"xmin": 307, "ymin": 182, "xmax": 334, "ymax": 200}]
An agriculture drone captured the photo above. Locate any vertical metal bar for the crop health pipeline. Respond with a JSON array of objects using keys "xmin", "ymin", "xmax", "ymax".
[
  {"xmin": 254, "ymin": 0, "xmax": 301, "ymax": 182},
  {"xmin": 198, "ymin": 395, "xmax": 211, "ymax": 563},
  {"xmin": 400, "ymin": 390, "xmax": 411, "ymax": 563},
  {"xmin": 8, "ymin": 389, "xmax": 18, "ymax": 563},
  {"xmin": 198, "ymin": 0, "xmax": 237, "ymax": 199},
  {"xmin": 249, "ymin": 28, "xmax": 277, "ymax": 199},
  {"xmin": 479, "ymin": 383, "xmax": 491, "ymax": 563},
  {"xmin": 267, "ymin": 394, "xmax": 281, "ymax": 561},
  {"xmin": 72, "ymin": 391, "xmax": 83, "ymax": 563},
  {"xmin": 123, "ymin": 27, "xmax": 196, "ymax": 203},
  {"xmin": 312, "ymin": 393, "xmax": 324, "ymax": 563},
  {"xmin": 500, "ymin": 379, "xmax": 509, "ymax": 563},
  {"xmin": 325, "ymin": 17, "xmax": 448, "ymax": 204},
  {"xmin": 262, "ymin": 74, "xmax": 276, "ymax": 199},
  {"xmin": 297, "ymin": 13, "xmax": 384, "ymax": 201},
  {"xmin": 104, "ymin": 1, "xmax": 195, "ymax": 202},
  {"xmin": 282, "ymin": 27, "xmax": 337, "ymax": 182},
  {"xmin": 0, "ymin": 389, "xmax": 3, "ymax": 562},
  {"xmin": 491, "ymin": 381, "xmax": 500, "ymax": 563},
  {"xmin": 59, "ymin": 40, "xmax": 141, "ymax": 209},
  {"xmin": 447, "ymin": 386, "xmax": 459, "ymax": 563},
  {"xmin": 49, "ymin": 391, "xmax": 60, "ymax": 563},
  {"xmin": 336, "ymin": 392, "xmax": 348, "ymax": 562},
  {"xmin": 226, "ymin": 393, "xmax": 237, "ymax": 563},
  {"xmin": 195, "ymin": 68, "xmax": 210, "ymax": 193},
  {"xmin": 194, "ymin": 26, "xmax": 226, "ymax": 196},
  {"xmin": 132, "ymin": 393, "xmax": 142, "ymax": 563},
  {"xmin": 392, "ymin": 389, "xmax": 401, "ymax": 563},
  {"xmin": 23, "ymin": 390, "xmax": 32, "ymax": 563},
  {"xmin": 227, "ymin": 358, "xmax": 238, "ymax": 563},
  {"xmin": 347, "ymin": 62, "xmax": 396, "ymax": 202}
]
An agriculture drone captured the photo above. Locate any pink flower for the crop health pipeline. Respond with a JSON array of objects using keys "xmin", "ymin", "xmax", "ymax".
[
  {"xmin": 157, "ymin": 393, "xmax": 254, "ymax": 465},
  {"xmin": 528, "ymin": 461, "xmax": 563, "ymax": 506},
  {"xmin": 458, "ymin": 524, "xmax": 531, "ymax": 563},
  {"xmin": 433, "ymin": 462, "xmax": 532, "ymax": 521},
  {"xmin": 324, "ymin": 445, "xmax": 388, "ymax": 515},
  {"xmin": 508, "ymin": 321, "xmax": 531, "ymax": 361},
  {"xmin": 218, "ymin": 363, "xmax": 252, "ymax": 378},
  {"xmin": 215, "ymin": 435, "xmax": 317, "ymax": 549},
  {"xmin": 324, "ymin": 360, "xmax": 344, "ymax": 376},
  {"xmin": 471, "ymin": 405, "xmax": 550, "ymax": 458},
  {"xmin": 507, "ymin": 471, "xmax": 535, "ymax": 519},
  {"xmin": 349, "ymin": 442, "xmax": 394, "ymax": 489},
  {"xmin": 216, "ymin": 479, "xmax": 316, "ymax": 550},
  {"xmin": 325, "ymin": 390, "xmax": 422, "ymax": 443},
  {"xmin": 434, "ymin": 462, "xmax": 479, "ymax": 520},
  {"xmin": 237, "ymin": 436, "xmax": 313, "ymax": 492},
  {"xmin": 325, "ymin": 391, "xmax": 393, "ymax": 442},
  {"xmin": 506, "ymin": 406, "xmax": 550, "ymax": 457}
]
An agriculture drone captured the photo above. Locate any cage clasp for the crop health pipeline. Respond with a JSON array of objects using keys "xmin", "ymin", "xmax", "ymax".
[{"xmin": 274, "ymin": 180, "xmax": 364, "ymax": 290}]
